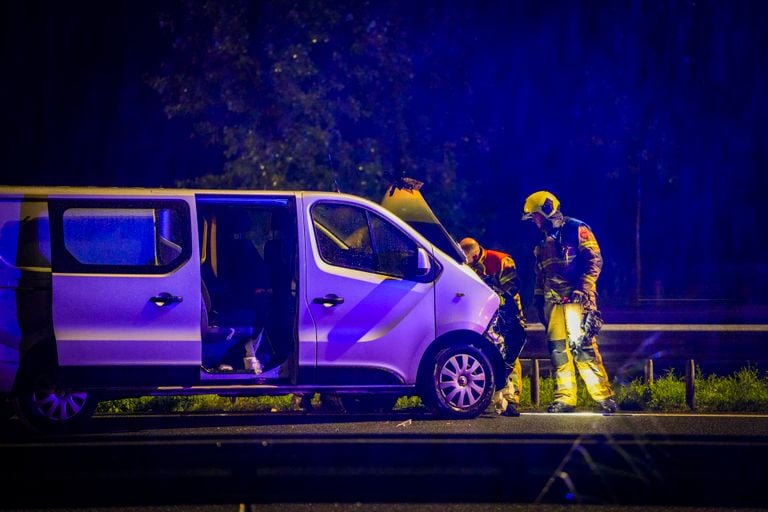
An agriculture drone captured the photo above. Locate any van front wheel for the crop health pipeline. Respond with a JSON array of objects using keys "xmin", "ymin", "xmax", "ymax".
[
  {"xmin": 15, "ymin": 367, "xmax": 98, "ymax": 433},
  {"xmin": 424, "ymin": 345, "xmax": 494, "ymax": 419}
]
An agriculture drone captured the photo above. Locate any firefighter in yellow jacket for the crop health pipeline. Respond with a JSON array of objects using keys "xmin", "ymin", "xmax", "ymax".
[
  {"xmin": 460, "ymin": 237, "xmax": 526, "ymax": 417},
  {"xmin": 521, "ymin": 191, "xmax": 617, "ymax": 413}
]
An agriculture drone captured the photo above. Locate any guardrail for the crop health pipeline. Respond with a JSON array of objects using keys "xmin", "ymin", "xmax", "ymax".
[{"xmin": 520, "ymin": 323, "xmax": 768, "ymax": 409}]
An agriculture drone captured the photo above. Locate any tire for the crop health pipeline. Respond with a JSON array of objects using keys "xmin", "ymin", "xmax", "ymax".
[
  {"xmin": 423, "ymin": 344, "xmax": 495, "ymax": 419},
  {"xmin": 14, "ymin": 366, "xmax": 98, "ymax": 433},
  {"xmin": 339, "ymin": 394, "xmax": 398, "ymax": 414}
]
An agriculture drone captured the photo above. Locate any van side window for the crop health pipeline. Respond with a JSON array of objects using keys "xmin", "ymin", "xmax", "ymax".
[
  {"xmin": 50, "ymin": 200, "xmax": 191, "ymax": 274},
  {"xmin": 312, "ymin": 203, "xmax": 418, "ymax": 279}
]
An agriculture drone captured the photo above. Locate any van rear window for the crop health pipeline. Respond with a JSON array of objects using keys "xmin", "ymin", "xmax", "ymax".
[
  {"xmin": 63, "ymin": 209, "xmax": 157, "ymax": 265},
  {"xmin": 50, "ymin": 199, "xmax": 191, "ymax": 274}
]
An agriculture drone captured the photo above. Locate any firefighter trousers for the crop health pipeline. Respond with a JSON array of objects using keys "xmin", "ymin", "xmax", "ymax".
[
  {"xmin": 544, "ymin": 302, "xmax": 613, "ymax": 406},
  {"xmin": 493, "ymin": 357, "xmax": 522, "ymax": 412}
]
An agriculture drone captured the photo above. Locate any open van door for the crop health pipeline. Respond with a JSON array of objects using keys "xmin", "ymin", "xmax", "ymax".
[{"xmin": 48, "ymin": 195, "xmax": 201, "ymax": 386}]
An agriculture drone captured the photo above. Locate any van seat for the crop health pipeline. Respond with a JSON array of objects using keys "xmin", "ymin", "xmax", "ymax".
[{"xmin": 200, "ymin": 280, "xmax": 256, "ymax": 368}]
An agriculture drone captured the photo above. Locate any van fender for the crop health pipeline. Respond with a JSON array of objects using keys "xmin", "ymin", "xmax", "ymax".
[{"xmin": 13, "ymin": 336, "xmax": 58, "ymax": 392}]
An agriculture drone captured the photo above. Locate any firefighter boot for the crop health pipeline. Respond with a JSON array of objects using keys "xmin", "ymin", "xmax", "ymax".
[
  {"xmin": 501, "ymin": 403, "xmax": 520, "ymax": 417},
  {"xmin": 599, "ymin": 398, "xmax": 618, "ymax": 414},
  {"xmin": 547, "ymin": 401, "xmax": 576, "ymax": 413}
]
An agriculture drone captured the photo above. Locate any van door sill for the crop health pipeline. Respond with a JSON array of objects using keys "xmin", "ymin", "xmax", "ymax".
[{"xmin": 200, "ymin": 362, "xmax": 289, "ymax": 381}]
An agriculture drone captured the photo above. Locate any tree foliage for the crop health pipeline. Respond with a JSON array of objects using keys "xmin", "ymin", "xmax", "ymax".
[{"xmin": 149, "ymin": 0, "xmax": 465, "ymax": 222}]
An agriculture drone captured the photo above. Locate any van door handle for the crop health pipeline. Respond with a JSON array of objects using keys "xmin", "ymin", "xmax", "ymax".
[
  {"xmin": 313, "ymin": 294, "xmax": 344, "ymax": 307},
  {"xmin": 149, "ymin": 292, "xmax": 184, "ymax": 306}
]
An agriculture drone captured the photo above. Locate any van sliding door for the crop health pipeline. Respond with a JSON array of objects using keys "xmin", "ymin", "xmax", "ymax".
[{"xmin": 48, "ymin": 196, "xmax": 201, "ymax": 382}]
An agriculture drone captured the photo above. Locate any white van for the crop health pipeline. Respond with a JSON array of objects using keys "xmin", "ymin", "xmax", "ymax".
[{"xmin": 0, "ymin": 184, "xmax": 502, "ymax": 431}]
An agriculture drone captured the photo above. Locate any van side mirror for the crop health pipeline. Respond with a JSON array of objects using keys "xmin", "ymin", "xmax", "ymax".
[{"xmin": 414, "ymin": 247, "xmax": 431, "ymax": 277}]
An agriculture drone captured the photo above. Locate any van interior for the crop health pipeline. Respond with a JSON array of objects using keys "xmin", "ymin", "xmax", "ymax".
[{"xmin": 196, "ymin": 199, "xmax": 298, "ymax": 381}]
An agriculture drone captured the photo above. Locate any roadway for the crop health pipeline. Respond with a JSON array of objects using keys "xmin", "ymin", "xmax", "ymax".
[
  {"xmin": 3, "ymin": 301, "xmax": 767, "ymax": 510},
  {"xmin": 2, "ymin": 410, "xmax": 767, "ymax": 509}
]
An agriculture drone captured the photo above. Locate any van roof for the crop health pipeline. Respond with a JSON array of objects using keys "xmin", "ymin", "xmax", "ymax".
[{"xmin": 0, "ymin": 186, "xmax": 358, "ymax": 200}]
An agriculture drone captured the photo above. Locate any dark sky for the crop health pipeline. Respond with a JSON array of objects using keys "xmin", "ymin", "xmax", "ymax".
[
  {"xmin": 1, "ymin": 1, "xmax": 222, "ymax": 187},
  {"xmin": 1, "ymin": 1, "xmax": 766, "ymax": 303}
]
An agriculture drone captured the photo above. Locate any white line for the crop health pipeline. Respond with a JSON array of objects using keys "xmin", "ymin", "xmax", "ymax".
[
  {"xmin": 526, "ymin": 324, "xmax": 768, "ymax": 332},
  {"xmin": 605, "ymin": 324, "xmax": 768, "ymax": 332},
  {"xmin": 521, "ymin": 412, "xmax": 768, "ymax": 418},
  {"xmin": 626, "ymin": 412, "xmax": 768, "ymax": 418}
]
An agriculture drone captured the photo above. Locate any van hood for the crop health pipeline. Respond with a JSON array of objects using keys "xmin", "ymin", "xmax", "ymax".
[{"xmin": 381, "ymin": 178, "xmax": 466, "ymax": 264}]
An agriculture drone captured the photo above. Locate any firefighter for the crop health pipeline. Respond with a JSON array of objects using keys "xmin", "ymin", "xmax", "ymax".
[
  {"xmin": 521, "ymin": 191, "xmax": 617, "ymax": 413},
  {"xmin": 460, "ymin": 237, "xmax": 526, "ymax": 417}
]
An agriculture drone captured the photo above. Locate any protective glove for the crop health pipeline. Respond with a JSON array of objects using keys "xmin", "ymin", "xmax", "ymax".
[
  {"xmin": 570, "ymin": 289, "xmax": 588, "ymax": 304},
  {"xmin": 534, "ymin": 295, "xmax": 545, "ymax": 325},
  {"xmin": 582, "ymin": 309, "xmax": 604, "ymax": 338},
  {"xmin": 482, "ymin": 275, "xmax": 499, "ymax": 289}
]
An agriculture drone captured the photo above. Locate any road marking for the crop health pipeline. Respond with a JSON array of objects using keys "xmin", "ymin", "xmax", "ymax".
[
  {"xmin": 521, "ymin": 412, "xmax": 768, "ymax": 418},
  {"xmin": 527, "ymin": 323, "xmax": 768, "ymax": 332}
]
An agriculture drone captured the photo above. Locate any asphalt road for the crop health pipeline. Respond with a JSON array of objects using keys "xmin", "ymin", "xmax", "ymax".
[
  {"xmin": 2, "ymin": 410, "xmax": 767, "ymax": 509},
  {"xmin": 6, "ymin": 302, "xmax": 767, "ymax": 511}
]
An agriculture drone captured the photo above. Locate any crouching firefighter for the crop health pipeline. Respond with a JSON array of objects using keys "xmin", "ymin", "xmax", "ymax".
[
  {"xmin": 460, "ymin": 238, "xmax": 527, "ymax": 417},
  {"xmin": 521, "ymin": 191, "xmax": 617, "ymax": 414}
]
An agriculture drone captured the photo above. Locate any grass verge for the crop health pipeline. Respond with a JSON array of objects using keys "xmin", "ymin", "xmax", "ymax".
[{"xmin": 96, "ymin": 367, "xmax": 768, "ymax": 415}]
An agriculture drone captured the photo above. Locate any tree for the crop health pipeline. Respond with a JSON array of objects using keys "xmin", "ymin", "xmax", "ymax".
[{"xmin": 148, "ymin": 0, "xmax": 466, "ymax": 231}]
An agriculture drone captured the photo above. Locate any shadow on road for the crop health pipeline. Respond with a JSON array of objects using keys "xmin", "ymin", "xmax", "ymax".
[{"xmin": 0, "ymin": 408, "xmax": 439, "ymax": 439}]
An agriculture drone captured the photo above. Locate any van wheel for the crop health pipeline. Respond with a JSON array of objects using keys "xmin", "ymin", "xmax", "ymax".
[
  {"xmin": 340, "ymin": 394, "xmax": 398, "ymax": 414},
  {"xmin": 423, "ymin": 345, "xmax": 494, "ymax": 419},
  {"xmin": 15, "ymin": 367, "xmax": 98, "ymax": 433}
]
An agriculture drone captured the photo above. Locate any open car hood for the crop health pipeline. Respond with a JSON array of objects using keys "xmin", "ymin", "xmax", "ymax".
[{"xmin": 381, "ymin": 178, "xmax": 466, "ymax": 264}]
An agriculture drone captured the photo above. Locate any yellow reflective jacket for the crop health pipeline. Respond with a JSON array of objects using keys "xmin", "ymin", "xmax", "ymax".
[{"xmin": 533, "ymin": 217, "xmax": 602, "ymax": 304}]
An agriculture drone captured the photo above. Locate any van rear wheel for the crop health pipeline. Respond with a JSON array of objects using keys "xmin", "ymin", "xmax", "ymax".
[
  {"xmin": 423, "ymin": 345, "xmax": 494, "ymax": 419},
  {"xmin": 15, "ymin": 366, "xmax": 98, "ymax": 433}
]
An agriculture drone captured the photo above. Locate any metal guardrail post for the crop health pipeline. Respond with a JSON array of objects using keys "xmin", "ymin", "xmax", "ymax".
[
  {"xmin": 530, "ymin": 359, "xmax": 540, "ymax": 407},
  {"xmin": 644, "ymin": 359, "xmax": 654, "ymax": 385},
  {"xmin": 685, "ymin": 359, "xmax": 696, "ymax": 410}
]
